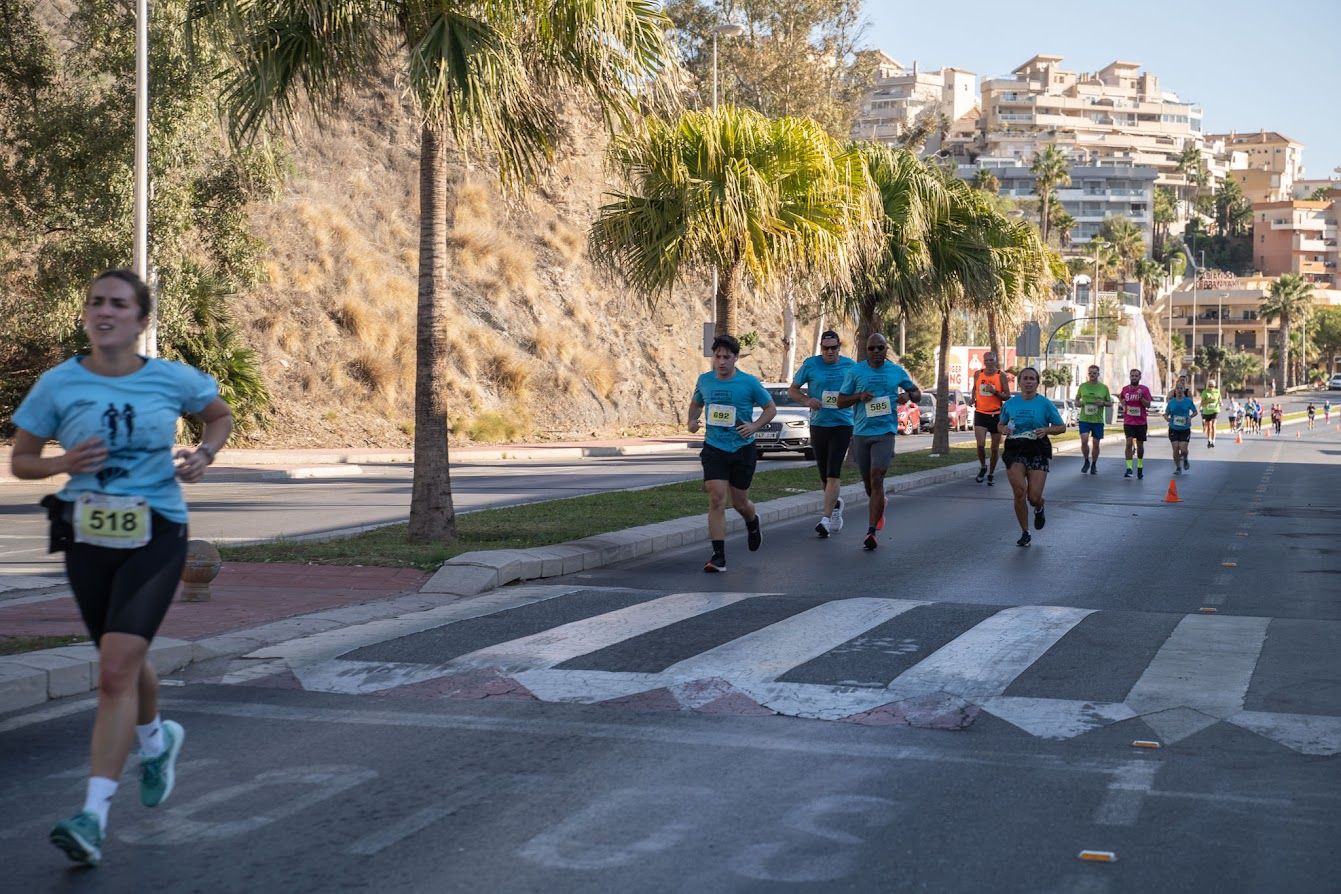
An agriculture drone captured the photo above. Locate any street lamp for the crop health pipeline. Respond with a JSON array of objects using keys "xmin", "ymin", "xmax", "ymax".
[
  {"xmin": 709, "ymin": 23, "xmax": 744, "ymax": 337},
  {"xmin": 135, "ymin": 0, "xmax": 154, "ymax": 356}
]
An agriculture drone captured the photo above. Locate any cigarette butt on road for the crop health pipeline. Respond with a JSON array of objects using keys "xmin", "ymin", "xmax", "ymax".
[
  {"xmin": 1199, "ymin": 607, "xmax": 1218, "ymax": 614},
  {"xmin": 1131, "ymin": 740, "xmax": 1161, "ymax": 749},
  {"xmin": 1078, "ymin": 850, "xmax": 1118, "ymax": 863}
]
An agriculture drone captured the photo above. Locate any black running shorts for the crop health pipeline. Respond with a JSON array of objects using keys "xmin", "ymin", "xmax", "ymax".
[
  {"xmin": 700, "ymin": 443, "xmax": 759, "ymax": 490},
  {"xmin": 973, "ymin": 411, "xmax": 1000, "ymax": 434},
  {"xmin": 1168, "ymin": 429, "xmax": 1191, "ymax": 443},
  {"xmin": 1002, "ymin": 437, "xmax": 1052, "ymax": 472},
  {"xmin": 809, "ymin": 424, "xmax": 853, "ymax": 480},
  {"xmin": 1123, "ymin": 423, "xmax": 1148, "ymax": 441},
  {"xmin": 53, "ymin": 504, "xmax": 189, "ymax": 644}
]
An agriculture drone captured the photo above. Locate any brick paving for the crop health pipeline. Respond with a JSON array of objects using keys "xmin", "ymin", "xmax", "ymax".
[{"xmin": 0, "ymin": 563, "xmax": 429, "ymax": 640}]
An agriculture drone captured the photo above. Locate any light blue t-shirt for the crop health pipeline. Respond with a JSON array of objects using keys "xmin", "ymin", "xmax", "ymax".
[
  {"xmin": 692, "ymin": 369, "xmax": 774, "ymax": 453},
  {"xmin": 999, "ymin": 394, "xmax": 1064, "ymax": 437},
  {"xmin": 1165, "ymin": 397, "xmax": 1197, "ymax": 431},
  {"xmin": 840, "ymin": 361, "xmax": 916, "ymax": 437},
  {"xmin": 13, "ymin": 357, "xmax": 220, "ymax": 522},
  {"xmin": 791, "ymin": 354, "xmax": 857, "ymax": 428}
]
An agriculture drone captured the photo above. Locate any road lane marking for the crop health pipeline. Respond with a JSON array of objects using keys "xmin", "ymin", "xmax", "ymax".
[
  {"xmin": 1125, "ymin": 614, "xmax": 1269, "ymax": 722},
  {"xmin": 347, "ymin": 804, "xmax": 458, "ymax": 855},
  {"xmin": 1092, "ymin": 761, "xmax": 1158, "ymax": 826}
]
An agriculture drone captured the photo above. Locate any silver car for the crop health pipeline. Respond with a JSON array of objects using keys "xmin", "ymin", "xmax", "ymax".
[{"xmin": 751, "ymin": 384, "xmax": 814, "ymax": 458}]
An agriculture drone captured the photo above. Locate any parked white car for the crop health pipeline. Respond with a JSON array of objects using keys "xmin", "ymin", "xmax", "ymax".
[{"xmin": 751, "ymin": 384, "xmax": 814, "ymax": 458}]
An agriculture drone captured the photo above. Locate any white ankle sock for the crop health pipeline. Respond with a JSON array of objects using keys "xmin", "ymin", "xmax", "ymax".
[
  {"xmin": 137, "ymin": 715, "xmax": 165, "ymax": 758},
  {"xmin": 83, "ymin": 777, "xmax": 118, "ymax": 830}
]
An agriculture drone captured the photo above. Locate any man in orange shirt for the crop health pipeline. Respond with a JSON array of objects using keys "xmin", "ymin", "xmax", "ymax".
[{"xmin": 969, "ymin": 352, "xmax": 1012, "ymax": 486}]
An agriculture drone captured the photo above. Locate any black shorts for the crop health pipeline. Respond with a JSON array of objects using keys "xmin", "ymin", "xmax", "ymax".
[
  {"xmin": 700, "ymin": 443, "xmax": 759, "ymax": 491},
  {"xmin": 1002, "ymin": 437, "xmax": 1052, "ymax": 472},
  {"xmin": 810, "ymin": 424, "xmax": 853, "ymax": 480},
  {"xmin": 1123, "ymin": 424, "xmax": 1148, "ymax": 441},
  {"xmin": 45, "ymin": 499, "xmax": 188, "ymax": 644},
  {"xmin": 1203, "ymin": 412, "xmax": 1218, "ymax": 421},
  {"xmin": 1168, "ymin": 429, "xmax": 1191, "ymax": 443},
  {"xmin": 973, "ymin": 411, "xmax": 1001, "ymax": 434}
]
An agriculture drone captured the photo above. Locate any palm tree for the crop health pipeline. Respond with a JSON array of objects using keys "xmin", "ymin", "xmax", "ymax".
[
  {"xmin": 1051, "ymin": 210, "xmax": 1076, "ymax": 248},
  {"xmin": 1029, "ymin": 145, "xmax": 1071, "ymax": 246},
  {"xmin": 1261, "ymin": 273, "xmax": 1315, "ymax": 392},
  {"xmin": 590, "ymin": 106, "xmax": 875, "ymax": 339},
  {"xmin": 189, "ymin": 0, "xmax": 675, "ymax": 543},
  {"xmin": 837, "ymin": 143, "xmax": 943, "ymax": 358},
  {"xmin": 970, "ymin": 168, "xmax": 1000, "ymax": 195},
  {"xmin": 1098, "ymin": 215, "xmax": 1144, "ymax": 282},
  {"xmin": 1087, "ymin": 237, "xmax": 1119, "ymax": 290},
  {"xmin": 1136, "ymin": 258, "xmax": 1165, "ymax": 302}
]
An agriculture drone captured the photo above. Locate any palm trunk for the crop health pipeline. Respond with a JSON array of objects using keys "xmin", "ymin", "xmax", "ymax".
[
  {"xmin": 987, "ymin": 306, "xmax": 1002, "ymax": 359},
  {"xmin": 781, "ymin": 289, "xmax": 797, "ymax": 381},
  {"xmin": 855, "ymin": 292, "xmax": 880, "ymax": 361},
  {"xmin": 1039, "ymin": 192, "xmax": 1050, "ymax": 246},
  {"xmin": 714, "ymin": 259, "xmax": 741, "ymax": 337},
  {"xmin": 1280, "ymin": 316, "xmax": 1291, "ymax": 392},
  {"xmin": 408, "ymin": 124, "xmax": 457, "ymax": 543},
  {"xmin": 932, "ymin": 311, "xmax": 952, "ymax": 454}
]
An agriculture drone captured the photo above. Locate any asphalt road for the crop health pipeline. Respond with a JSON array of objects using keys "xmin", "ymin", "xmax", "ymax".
[{"xmin": 1, "ymin": 415, "xmax": 1336, "ymax": 891}]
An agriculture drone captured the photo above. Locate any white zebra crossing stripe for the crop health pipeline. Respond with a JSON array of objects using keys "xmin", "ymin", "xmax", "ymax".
[
  {"xmin": 980, "ymin": 697, "xmax": 1135, "ymax": 741},
  {"xmin": 450, "ymin": 591, "xmax": 763, "ymax": 673},
  {"xmin": 663, "ymin": 598, "xmax": 925, "ymax": 682},
  {"xmin": 886, "ymin": 605, "xmax": 1095, "ymax": 700},
  {"xmin": 1228, "ymin": 712, "xmax": 1341, "ymax": 756},
  {"xmin": 1125, "ymin": 614, "xmax": 1270, "ymax": 719}
]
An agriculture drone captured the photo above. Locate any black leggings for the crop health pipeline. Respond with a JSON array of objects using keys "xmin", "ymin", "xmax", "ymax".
[
  {"xmin": 65, "ymin": 514, "xmax": 188, "ymax": 644},
  {"xmin": 810, "ymin": 425, "xmax": 853, "ymax": 480}
]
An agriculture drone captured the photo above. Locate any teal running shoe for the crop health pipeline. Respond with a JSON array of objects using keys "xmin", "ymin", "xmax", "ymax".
[
  {"xmin": 50, "ymin": 811, "xmax": 103, "ymax": 866},
  {"xmin": 140, "ymin": 719, "xmax": 185, "ymax": 807}
]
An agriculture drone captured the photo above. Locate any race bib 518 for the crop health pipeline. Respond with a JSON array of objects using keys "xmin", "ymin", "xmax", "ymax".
[{"xmin": 74, "ymin": 493, "xmax": 151, "ymax": 549}]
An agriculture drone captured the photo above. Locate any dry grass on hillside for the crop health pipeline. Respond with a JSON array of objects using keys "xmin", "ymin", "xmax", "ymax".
[{"xmin": 233, "ymin": 83, "xmax": 799, "ymax": 447}]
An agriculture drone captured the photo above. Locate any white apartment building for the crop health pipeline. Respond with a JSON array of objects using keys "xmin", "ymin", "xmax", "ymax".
[
  {"xmin": 850, "ymin": 53, "xmax": 977, "ymax": 153},
  {"xmin": 977, "ymin": 55, "xmax": 1203, "ymax": 188},
  {"xmin": 1205, "ymin": 131, "xmax": 1305, "ymax": 203}
]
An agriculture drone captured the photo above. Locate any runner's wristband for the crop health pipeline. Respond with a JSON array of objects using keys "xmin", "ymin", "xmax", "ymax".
[{"xmin": 198, "ymin": 443, "xmax": 217, "ymax": 463}]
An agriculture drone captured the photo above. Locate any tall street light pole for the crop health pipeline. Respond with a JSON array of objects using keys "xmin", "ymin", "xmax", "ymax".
[
  {"xmin": 135, "ymin": 0, "xmax": 155, "ymax": 356},
  {"xmin": 709, "ymin": 23, "xmax": 743, "ymax": 338}
]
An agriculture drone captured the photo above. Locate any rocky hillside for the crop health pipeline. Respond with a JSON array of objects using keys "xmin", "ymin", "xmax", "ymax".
[{"xmin": 236, "ymin": 84, "xmax": 804, "ymax": 448}]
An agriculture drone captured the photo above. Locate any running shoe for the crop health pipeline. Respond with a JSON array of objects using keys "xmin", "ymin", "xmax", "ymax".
[
  {"xmin": 1124, "ymin": 469, "xmax": 1133, "ymax": 478},
  {"xmin": 746, "ymin": 516, "xmax": 762, "ymax": 551},
  {"xmin": 986, "ymin": 474, "xmax": 994, "ymax": 487},
  {"xmin": 1081, "ymin": 460, "xmax": 1091, "ymax": 474},
  {"xmin": 975, "ymin": 467, "xmax": 987, "ymax": 483},
  {"xmin": 863, "ymin": 532, "xmax": 878, "ymax": 551},
  {"xmin": 875, "ymin": 513, "xmax": 886, "ymax": 531},
  {"xmin": 1174, "ymin": 466, "xmax": 1182, "ymax": 476},
  {"xmin": 1033, "ymin": 506, "xmax": 1046, "ymax": 530},
  {"xmin": 703, "ymin": 554, "xmax": 726, "ymax": 573},
  {"xmin": 50, "ymin": 812, "xmax": 102, "ymax": 866},
  {"xmin": 1016, "ymin": 532, "xmax": 1032, "ymax": 548},
  {"xmin": 1090, "ymin": 464, "xmax": 1097, "ymax": 475},
  {"xmin": 140, "ymin": 719, "xmax": 184, "ymax": 808},
  {"xmin": 1208, "ymin": 441, "xmax": 1215, "ymax": 449},
  {"xmin": 1137, "ymin": 467, "xmax": 1144, "ymax": 480},
  {"xmin": 830, "ymin": 498, "xmax": 844, "ymax": 532},
  {"xmin": 815, "ymin": 517, "xmax": 830, "ymax": 538},
  {"xmin": 1183, "ymin": 458, "xmax": 1190, "ymax": 471}
]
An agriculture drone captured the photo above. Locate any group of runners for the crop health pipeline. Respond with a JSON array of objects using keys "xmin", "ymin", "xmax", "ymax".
[{"xmin": 688, "ymin": 333, "xmax": 1313, "ymax": 561}]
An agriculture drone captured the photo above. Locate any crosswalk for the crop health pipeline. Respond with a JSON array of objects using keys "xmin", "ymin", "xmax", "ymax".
[{"xmin": 223, "ymin": 585, "xmax": 1341, "ymax": 755}]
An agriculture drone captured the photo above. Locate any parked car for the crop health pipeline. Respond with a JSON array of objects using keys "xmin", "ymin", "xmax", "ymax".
[
  {"xmin": 1329, "ymin": 374, "xmax": 1341, "ymax": 391},
  {"xmin": 944, "ymin": 392, "xmax": 971, "ymax": 431},
  {"xmin": 897, "ymin": 398, "xmax": 920, "ymax": 435},
  {"xmin": 1050, "ymin": 398, "xmax": 1076, "ymax": 426},
  {"xmin": 752, "ymin": 385, "xmax": 813, "ymax": 458},
  {"xmin": 917, "ymin": 394, "xmax": 936, "ymax": 433},
  {"xmin": 1148, "ymin": 393, "xmax": 1168, "ymax": 415}
]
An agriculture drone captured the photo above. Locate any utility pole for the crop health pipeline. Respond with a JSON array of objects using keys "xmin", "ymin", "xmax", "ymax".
[
  {"xmin": 709, "ymin": 23, "xmax": 743, "ymax": 337},
  {"xmin": 135, "ymin": 0, "xmax": 155, "ymax": 356}
]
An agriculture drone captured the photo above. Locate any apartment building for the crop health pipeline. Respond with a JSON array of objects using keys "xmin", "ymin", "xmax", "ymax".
[
  {"xmin": 1252, "ymin": 199, "xmax": 1339, "ymax": 287},
  {"xmin": 1205, "ymin": 131, "xmax": 1305, "ymax": 203},
  {"xmin": 850, "ymin": 54, "xmax": 978, "ymax": 153},
  {"xmin": 977, "ymin": 55, "xmax": 1203, "ymax": 187},
  {"xmin": 959, "ymin": 157, "xmax": 1157, "ymax": 250}
]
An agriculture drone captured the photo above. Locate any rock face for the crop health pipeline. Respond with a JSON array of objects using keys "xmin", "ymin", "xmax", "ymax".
[{"xmin": 238, "ymin": 87, "xmax": 800, "ymax": 448}]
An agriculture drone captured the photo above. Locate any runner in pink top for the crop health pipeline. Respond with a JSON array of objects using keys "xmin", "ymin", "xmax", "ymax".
[{"xmin": 1118, "ymin": 369, "xmax": 1153, "ymax": 479}]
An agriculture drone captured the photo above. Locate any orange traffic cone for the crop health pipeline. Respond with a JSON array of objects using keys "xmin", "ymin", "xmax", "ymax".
[
  {"xmin": 1235, "ymin": 431, "xmax": 1242, "ymax": 445},
  {"xmin": 1164, "ymin": 479, "xmax": 1182, "ymax": 503}
]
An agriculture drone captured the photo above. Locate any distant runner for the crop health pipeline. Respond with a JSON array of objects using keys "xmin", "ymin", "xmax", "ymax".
[
  {"xmin": 969, "ymin": 352, "xmax": 1011, "ymax": 486},
  {"xmin": 1271, "ymin": 403, "xmax": 1283, "ymax": 434},
  {"xmin": 1119, "ymin": 368, "xmax": 1153, "ymax": 479},
  {"xmin": 1307, "ymin": 402, "xmax": 1317, "ymax": 431},
  {"xmin": 687, "ymin": 334, "xmax": 775, "ymax": 573},
  {"xmin": 999, "ymin": 367, "xmax": 1066, "ymax": 547},
  {"xmin": 1200, "ymin": 379, "xmax": 1221, "ymax": 448},
  {"xmin": 790, "ymin": 330, "xmax": 856, "ymax": 538},
  {"xmin": 837, "ymin": 333, "xmax": 921, "ymax": 551},
  {"xmin": 1164, "ymin": 383, "xmax": 1198, "ymax": 475},
  {"xmin": 1074, "ymin": 365, "xmax": 1112, "ymax": 475}
]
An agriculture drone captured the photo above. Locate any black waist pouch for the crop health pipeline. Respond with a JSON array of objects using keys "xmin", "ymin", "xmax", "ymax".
[{"xmin": 40, "ymin": 494, "xmax": 74, "ymax": 553}]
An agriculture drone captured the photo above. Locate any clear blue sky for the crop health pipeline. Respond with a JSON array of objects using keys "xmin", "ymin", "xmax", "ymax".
[{"xmin": 866, "ymin": 0, "xmax": 1341, "ymax": 178}]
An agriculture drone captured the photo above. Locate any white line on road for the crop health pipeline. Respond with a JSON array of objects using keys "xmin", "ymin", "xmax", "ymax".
[
  {"xmin": 0, "ymin": 695, "xmax": 95, "ymax": 734},
  {"xmin": 1092, "ymin": 761, "xmax": 1158, "ymax": 826},
  {"xmin": 1125, "ymin": 614, "xmax": 1270, "ymax": 720},
  {"xmin": 347, "ymin": 804, "xmax": 458, "ymax": 856}
]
